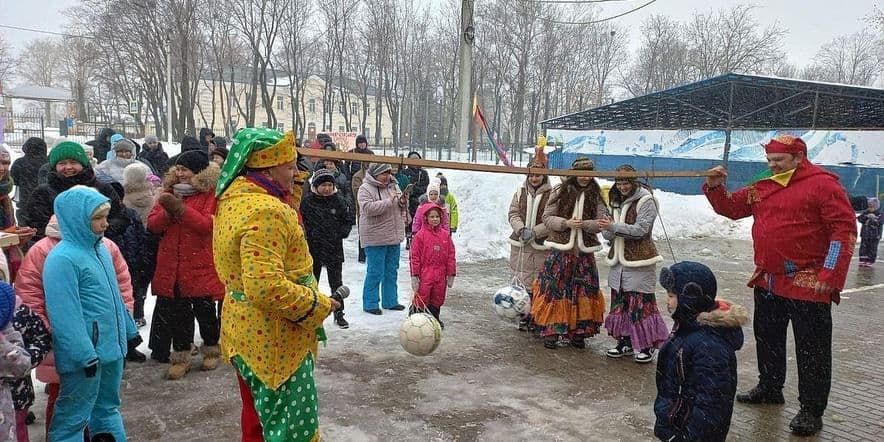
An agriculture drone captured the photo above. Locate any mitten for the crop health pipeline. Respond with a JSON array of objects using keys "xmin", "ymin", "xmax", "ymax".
[
  {"xmin": 447, "ymin": 276, "xmax": 455, "ymax": 288},
  {"xmin": 157, "ymin": 193, "xmax": 185, "ymax": 217},
  {"xmin": 411, "ymin": 277, "xmax": 420, "ymax": 292},
  {"xmin": 84, "ymin": 358, "xmax": 99, "ymax": 378},
  {"xmin": 331, "ymin": 286, "xmax": 350, "ymax": 312},
  {"xmin": 519, "ymin": 227, "xmax": 535, "ymax": 243}
]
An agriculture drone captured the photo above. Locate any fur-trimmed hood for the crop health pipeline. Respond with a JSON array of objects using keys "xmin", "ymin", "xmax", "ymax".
[
  {"xmin": 162, "ymin": 163, "xmax": 220, "ymax": 193},
  {"xmin": 696, "ymin": 299, "xmax": 747, "ymax": 351}
]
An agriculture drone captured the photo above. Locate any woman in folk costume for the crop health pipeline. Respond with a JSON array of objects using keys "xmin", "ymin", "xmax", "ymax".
[
  {"xmin": 599, "ymin": 164, "xmax": 670, "ymax": 363},
  {"xmin": 507, "ymin": 158, "xmax": 553, "ymax": 331},
  {"xmin": 214, "ymin": 128, "xmax": 341, "ymax": 442},
  {"xmin": 531, "ymin": 157, "xmax": 608, "ymax": 350}
]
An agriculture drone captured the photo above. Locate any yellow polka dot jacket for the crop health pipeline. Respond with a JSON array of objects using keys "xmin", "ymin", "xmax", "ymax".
[{"xmin": 214, "ymin": 176, "xmax": 333, "ymax": 389}]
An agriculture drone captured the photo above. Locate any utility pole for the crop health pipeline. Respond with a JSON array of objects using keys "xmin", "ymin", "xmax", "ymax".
[
  {"xmin": 455, "ymin": 0, "xmax": 475, "ymax": 154},
  {"xmin": 166, "ymin": 37, "xmax": 173, "ymax": 143}
]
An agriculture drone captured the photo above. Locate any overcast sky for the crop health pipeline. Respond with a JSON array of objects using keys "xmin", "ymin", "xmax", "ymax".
[{"xmin": 1, "ymin": 0, "xmax": 879, "ymax": 66}]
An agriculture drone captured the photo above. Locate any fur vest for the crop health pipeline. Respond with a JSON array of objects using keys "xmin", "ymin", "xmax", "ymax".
[
  {"xmin": 543, "ymin": 186, "xmax": 603, "ymax": 253},
  {"xmin": 606, "ymin": 191, "xmax": 663, "ymax": 267},
  {"xmin": 509, "ymin": 184, "xmax": 551, "ymax": 251}
]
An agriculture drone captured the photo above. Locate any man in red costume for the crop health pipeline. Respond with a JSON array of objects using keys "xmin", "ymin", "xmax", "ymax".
[{"xmin": 703, "ymin": 135, "xmax": 856, "ymax": 437}]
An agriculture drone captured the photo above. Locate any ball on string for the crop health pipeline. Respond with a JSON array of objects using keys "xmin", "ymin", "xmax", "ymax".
[
  {"xmin": 493, "ymin": 285, "xmax": 531, "ymax": 322},
  {"xmin": 399, "ymin": 312, "xmax": 442, "ymax": 356}
]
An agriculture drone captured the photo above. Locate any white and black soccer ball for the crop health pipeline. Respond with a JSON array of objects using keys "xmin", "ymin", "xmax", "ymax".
[
  {"xmin": 493, "ymin": 285, "xmax": 531, "ymax": 322},
  {"xmin": 399, "ymin": 312, "xmax": 443, "ymax": 356}
]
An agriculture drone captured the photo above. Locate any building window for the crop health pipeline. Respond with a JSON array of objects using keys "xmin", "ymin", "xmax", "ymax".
[
  {"xmin": 338, "ymin": 102, "xmax": 345, "ymax": 114},
  {"xmin": 338, "ymin": 125, "xmax": 345, "ymax": 132},
  {"xmin": 277, "ymin": 122, "xmax": 285, "ymax": 132},
  {"xmin": 351, "ymin": 102, "xmax": 358, "ymax": 115},
  {"xmin": 277, "ymin": 96, "xmax": 284, "ymax": 111},
  {"xmin": 308, "ymin": 99, "xmax": 316, "ymax": 113}
]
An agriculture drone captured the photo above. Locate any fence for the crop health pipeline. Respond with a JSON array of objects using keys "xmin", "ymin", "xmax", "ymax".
[
  {"xmin": 364, "ymin": 139, "xmax": 534, "ymax": 165},
  {"xmin": 1, "ymin": 112, "xmax": 145, "ymax": 148}
]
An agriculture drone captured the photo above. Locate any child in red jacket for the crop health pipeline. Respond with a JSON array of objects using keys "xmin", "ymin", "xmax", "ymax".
[{"xmin": 409, "ymin": 204, "xmax": 456, "ymax": 328}]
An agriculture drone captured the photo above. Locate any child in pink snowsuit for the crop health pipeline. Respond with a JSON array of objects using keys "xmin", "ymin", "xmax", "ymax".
[{"xmin": 409, "ymin": 204, "xmax": 456, "ymax": 328}]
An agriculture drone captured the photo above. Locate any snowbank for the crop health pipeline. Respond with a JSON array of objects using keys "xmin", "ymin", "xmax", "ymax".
[{"xmin": 435, "ymin": 168, "xmax": 752, "ymax": 263}]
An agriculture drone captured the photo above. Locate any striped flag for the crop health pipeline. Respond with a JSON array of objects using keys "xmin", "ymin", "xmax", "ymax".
[{"xmin": 472, "ymin": 93, "xmax": 513, "ymax": 167}]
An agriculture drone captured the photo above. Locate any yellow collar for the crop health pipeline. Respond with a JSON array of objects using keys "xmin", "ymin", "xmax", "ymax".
[{"xmin": 768, "ymin": 168, "xmax": 796, "ymax": 187}]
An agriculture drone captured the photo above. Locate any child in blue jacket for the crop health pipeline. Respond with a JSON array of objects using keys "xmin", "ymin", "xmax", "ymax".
[
  {"xmin": 43, "ymin": 185, "xmax": 139, "ymax": 442},
  {"xmin": 654, "ymin": 261, "xmax": 748, "ymax": 442}
]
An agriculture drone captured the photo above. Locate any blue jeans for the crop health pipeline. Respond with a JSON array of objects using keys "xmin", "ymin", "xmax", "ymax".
[
  {"xmin": 50, "ymin": 358, "xmax": 126, "ymax": 442},
  {"xmin": 363, "ymin": 244, "xmax": 401, "ymax": 310}
]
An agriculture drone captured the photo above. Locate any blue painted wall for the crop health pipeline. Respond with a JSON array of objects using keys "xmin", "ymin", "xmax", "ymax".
[{"xmin": 548, "ymin": 149, "xmax": 883, "ymax": 197}]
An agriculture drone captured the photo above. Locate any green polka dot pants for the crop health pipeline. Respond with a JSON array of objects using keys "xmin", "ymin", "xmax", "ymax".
[{"xmin": 232, "ymin": 355, "xmax": 320, "ymax": 441}]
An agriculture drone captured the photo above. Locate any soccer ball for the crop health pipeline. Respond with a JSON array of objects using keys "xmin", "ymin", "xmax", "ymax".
[
  {"xmin": 399, "ymin": 313, "xmax": 442, "ymax": 356},
  {"xmin": 493, "ymin": 285, "xmax": 531, "ymax": 322}
]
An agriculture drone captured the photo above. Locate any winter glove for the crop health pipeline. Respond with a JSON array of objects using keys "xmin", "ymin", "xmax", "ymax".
[
  {"xmin": 411, "ymin": 277, "xmax": 420, "ymax": 292},
  {"xmin": 450, "ymin": 228, "xmax": 457, "ymax": 234},
  {"xmin": 519, "ymin": 227, "xmax": 535, "ymax": 243},
  {"xmin": 157, "ymin": 193, "xmax": 185, "ymax": 218},
  {"xmin": 84, "ymin": 358, "xmax": 99, "ymax": 378},
  {"xmin": 447, "ymin": 276, "xmax": 455, "ymax": 288}
]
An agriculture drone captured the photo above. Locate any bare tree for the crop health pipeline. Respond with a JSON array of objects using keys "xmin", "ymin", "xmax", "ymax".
[
  {"xmin": 803, "ymin": 29, "xmax": 880, "ymax": 86},
  {"xmin": 621, "ymin": 14, "xmax": 692, "ymax": 96},
  {"xmin": 685, "ymin": 5, "xmax": 786, "ymax": 77},
  {"xmin": 277, "ymin": 0, "xmax": 315, "ymax": 137},
  {"xmin": 0, "ymin": 35, "xmax": 16, "ymax": 92},
  {"xmin": 16, "ymin": 38, "xmax": 64, "ymax": 88}
]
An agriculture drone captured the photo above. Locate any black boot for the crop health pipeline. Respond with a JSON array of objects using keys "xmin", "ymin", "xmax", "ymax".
[
  {"xmin": 333, "ymin": 311, "xmax": 349, "ymax": 329},
  {"xmin": 789, "ymin": 407, "xmax": 823, "ymax": 436},
  {"xmin": 736, "ymin": 385, "xmax": 785, "ymax": 404},
  {"xmin": 543, "ymin": 336, "xmax": 557, "ymax": 350},
  {"xmin": 126, "ymin": 336, "xmax": 146, "ymax": 363},
  {"xmin": 570, "ymin": 336, "xmax": 586, "ymax": 349},
  {"xmin": 428, "ymin": 306, "xmax": 444, "ymax": 329},
  {"xmin": 91, "ymin": 433, "xmax": 116, "ymax": 442}
]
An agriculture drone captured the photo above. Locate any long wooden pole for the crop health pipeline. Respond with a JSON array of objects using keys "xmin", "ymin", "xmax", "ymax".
[{"xmin": 297, "ymin": 148, "xmax": 714, "ymax": 179}]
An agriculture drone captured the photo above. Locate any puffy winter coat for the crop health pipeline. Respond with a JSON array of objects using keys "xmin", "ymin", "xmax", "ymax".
[
  {"xmin": 147, "ymin": 165, "xmax": 223, "ymax": 299},
  {"xmin": 87, "ymin": 128, "xmax": 115, "ymax": 165},
  {"xmin": 444, "ymin": 191, "xmax": 459, "ymax": 231},
  {"xmin": 654, "ymin": 300, "xmax": 747, "ymax": 442},
  {"xmin": 43, "ymin": 187, "xmax": 138, "ymax": 374},
  {"xmin": 858, "ymin": 210, "xmax": 883, "ymax": 241},
  {"xmin": 10, "ymin": 137, "xmax": 48, "ymax": 221},
  {"xmin": 17, "ymin": 216, "xmax": 133, "ymax": 385},
  {"xmin": 301, "ymin": 189, "xmax": 354, "ymax": 264},
  {"xmin": 24, "ymin": 167, "xmax": 129, "ymax": 244},
  {"xmin": 6, "ymin": 302, "xmax": 51, "ymax": 410},
  {"xmin": 704, "ymin": 161, "xmax": 856, "ymax": 303},
  {"xmin": 402, "ymin": 163, "xmax": 429, "ymax": 214},
  {"xmin": 214, "ymin": 176, "xmax": 334, "ymax": 389},
  {"xmin": 137, "ymin": 143, "xmax": 170, "ymax": 176},
  {"xmin": 95, "ymin": 157, "xmax": 154, "ymax": 184},
  {"xmin": 358, "ymin": 173, "xmax": 407, "ymax": 247},
  {"xmin": 412, "ymin": 196, "xmax": 449, "ymax": 233},
  {"xmin": 345, "ymin": 147, "xmax": 373, "ymax": 179},
  {"xmin": 410, "ymin": 211, "xmax": 456, "ymax": 286}
]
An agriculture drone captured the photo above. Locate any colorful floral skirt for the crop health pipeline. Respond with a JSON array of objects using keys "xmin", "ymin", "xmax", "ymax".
[
  {"xmin": 530, "ymin": 251, "xmax": 605, "ymax": 338},
  {"xmin": 603, "ymin": 289, "xmax": 670, "ymax": 351}
]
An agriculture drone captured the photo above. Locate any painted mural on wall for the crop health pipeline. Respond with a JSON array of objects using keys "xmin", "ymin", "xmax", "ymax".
[{"xmin": 546, "ymin": 129, "xmax": 884, "ymax": 166}]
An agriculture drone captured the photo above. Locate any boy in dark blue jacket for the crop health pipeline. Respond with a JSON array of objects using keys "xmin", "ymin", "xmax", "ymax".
[{"xmin": 654, "ymin": 261, "xmax": 748, "ymax": 442}]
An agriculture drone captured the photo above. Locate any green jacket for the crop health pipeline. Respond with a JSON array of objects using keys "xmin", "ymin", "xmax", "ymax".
[{"xmin": 444, "ymin": 191, "xmax": 459, "ymax": 230}]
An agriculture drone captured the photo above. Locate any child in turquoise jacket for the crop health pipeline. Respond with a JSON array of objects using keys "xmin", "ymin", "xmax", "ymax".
[{"xmin": 44, "ymin": 185, "xmax": 139, "ymax": 442}]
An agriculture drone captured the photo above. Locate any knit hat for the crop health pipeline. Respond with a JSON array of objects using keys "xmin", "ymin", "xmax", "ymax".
[
  {"xmin": 426, "ymin": 179, "xmax": 441, "ymax": 198},
  {"xmin": 180, "ymin": 135, "xmax": 202, "ymax": 152},
  {"xmin": 367, "ymin": 162, "xmax": 392, "ymax": 177},
  {"xmin": 0, "ymin": 281, "xmax": 15, "ymax": 330},
  {"xmin": 110, "ymin": 133, "xmax": 125, "ymax": 146},
  {"xmin": 212, "ymin": 147, "xmax": 229, "ymax": 160},
  {"xmin": 660, "ymin": 261, "xmax": 718, "ymax": 318},
  {"xmin": 407, "ymin": 151, "xmax": 422, "ymax": 159},
  {"xmin": 113, "ymin": 138, "xmax": 137, "ymax": 153},
  {"xmin": 144, "ymin": 135, "xmax": 159, "ymax": 144},
  {"xmin": 869, "ymin": 197, "xmax": 880, "ymax": 211},
  {"xmin": 49, "ymin": 141, "xmax": 90, "ymax": 169},
  {"xmin": 176, "ymin": 150, "xmax": 210, "ymax": 174},
  {"xmin": 356, "ymin": 135, "xmax": 368, "ymax": 147},
  {"xmin": 312, "ymin": 168, "xmax": 336, "ymax": 187},
  {"xmin": 123, "ymin": 162, "xmax": 149, "ymax": 186},
  {"xmin": 763, "ymin": 135, "xmax": 807, "ymax": 155}
]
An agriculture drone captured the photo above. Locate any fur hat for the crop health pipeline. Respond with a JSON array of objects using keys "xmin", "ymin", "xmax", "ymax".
[
  {"xmin": 144, "ymin": 135, "xmax": 159, "ymax": 144},
  {"xmin": 312, "ymin": 168, "xmax": 336, "ymax": 188},
  {"xmin": 123, "ymin": 162, "xmax": 150, "ymax": 187},
  {"xmin": 571, "ymin": 157, "xmax": 594, "ymax": 170},
  {"xmin": 113, "ymin": 138, "xmax": 137, "ymax": 153},
  {"xmin": 176, "ymin": 150, "xmax": 210, "ymax": 174},
  {"xmin": 0, "ymin": 282, "xmax": 14, "ymax": 330},
  {"xmin": 367, "ymin": 162, "xmax": 392, "ymax": 177},
  {"xmin": 660, "ymin": 261, "xmax": 718, "ymax": 318},
  {"xmin": 49, "ymin": 141, "xmax": 90, "ymax": 169}
]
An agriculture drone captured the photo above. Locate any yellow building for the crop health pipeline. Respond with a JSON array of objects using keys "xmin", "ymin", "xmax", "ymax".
[{"xmin": 193, "ymin": 69, "xmax": 395, "ymax": 147}]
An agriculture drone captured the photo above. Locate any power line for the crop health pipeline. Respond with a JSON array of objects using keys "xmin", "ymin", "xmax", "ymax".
[
  {"xmin": 0, "ymin": 24, "xmax": 94, "ymax": 40},
  {"xmin": 540, "ymin": 0, "xmax": 658, "ymax": 25}
]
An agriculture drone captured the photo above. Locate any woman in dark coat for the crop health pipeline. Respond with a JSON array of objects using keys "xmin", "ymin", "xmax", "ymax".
[
  {"xmin": 23, "ymin": 141, "xmax": 129, "ymax": 245},
  {"xmin": 137, "ymin": 135, "xmax": 170, "ymax": 175},
  {"xmin": 85, "ymin": 128, "xmax": 115, "ymax": 165},
  {"xmin": 300, "ymin": 168, "xmax": 355, "ymax": 328},
  {"xmin": 10, "ymin": 137, "xmax": 48, "ymax": 224}
]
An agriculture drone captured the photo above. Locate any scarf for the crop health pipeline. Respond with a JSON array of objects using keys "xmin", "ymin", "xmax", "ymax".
[
  {"xmin": 246, "ymin": 172, "xmax": 293, "ymax": 207},
  {"xmin": 172, "ymin": 183, "xmax": 198, "ymax": 198}
]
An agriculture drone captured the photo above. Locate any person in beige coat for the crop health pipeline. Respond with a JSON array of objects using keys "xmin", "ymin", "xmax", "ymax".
[
  {"xmin": 122, "ymin": 162, "xmax": 157, "ymax": 225},
  {"xmin": 507, "ymin": 159, "xmax": 553, "ymax": 331}
]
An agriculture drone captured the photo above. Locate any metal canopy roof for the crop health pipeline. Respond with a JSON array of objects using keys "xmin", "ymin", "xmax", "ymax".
[{"xmin": 541, "ymin": 73, "xmax": 884, "ymax": 131}]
